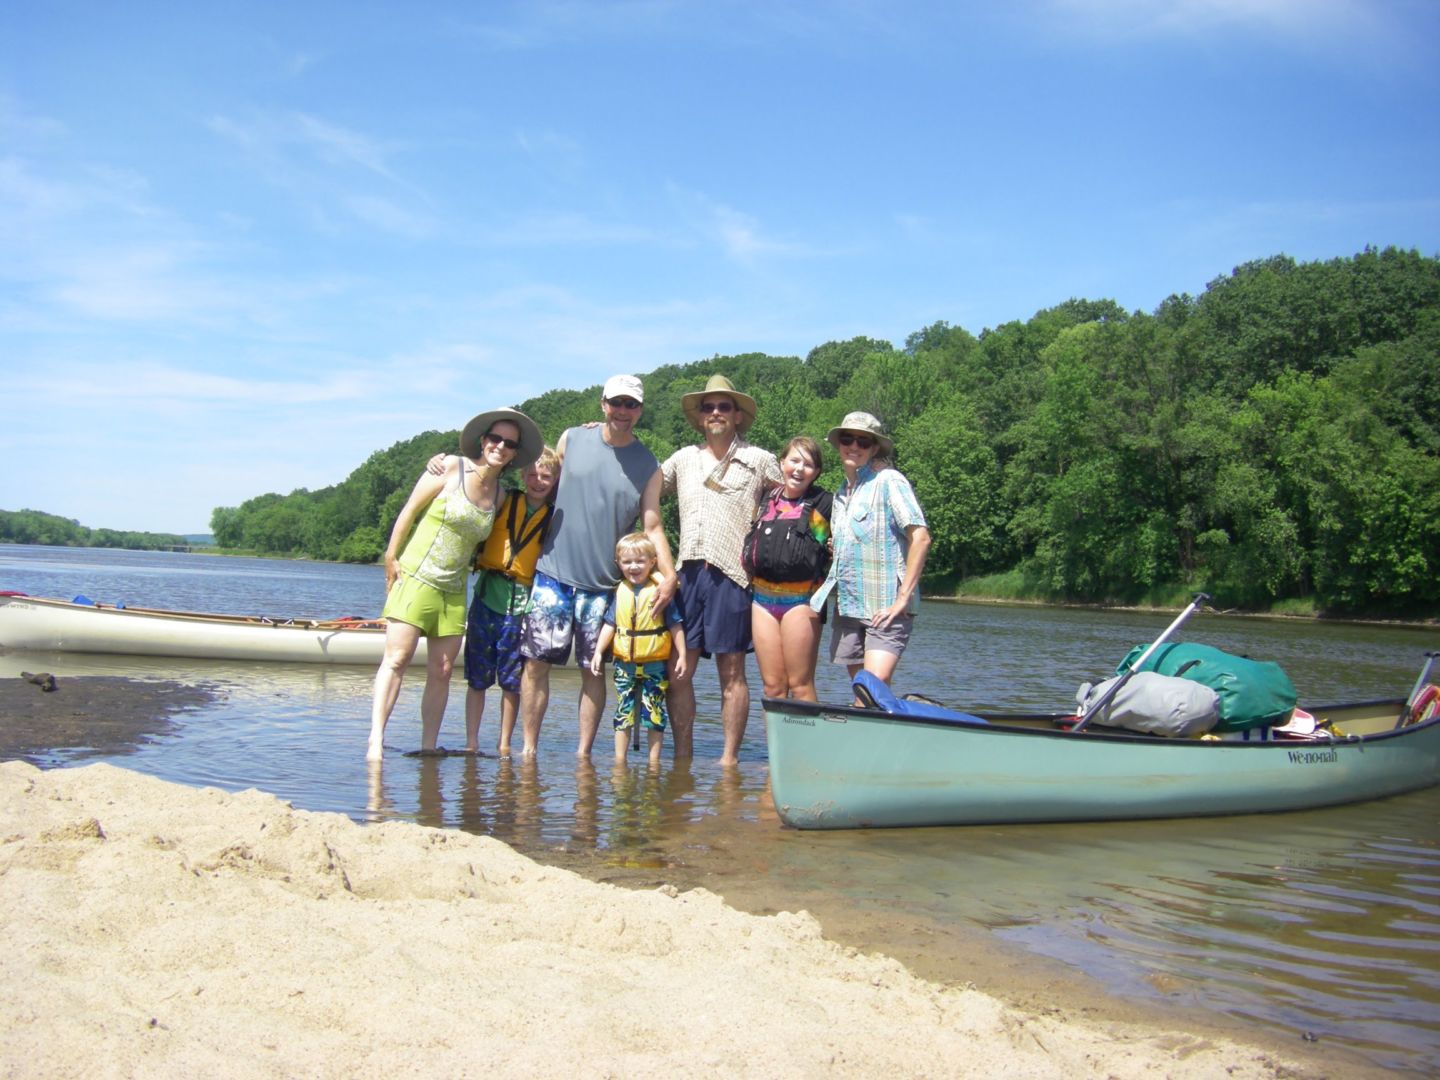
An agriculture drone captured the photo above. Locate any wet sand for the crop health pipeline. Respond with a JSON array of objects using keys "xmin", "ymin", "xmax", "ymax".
[
  {"xmin": 0, "ymin": 675, "xmax": 1389, "ymax": 1077},
  {"xmin": 0, "ymin": 672, "xmax": 218, "ymax": 765}
]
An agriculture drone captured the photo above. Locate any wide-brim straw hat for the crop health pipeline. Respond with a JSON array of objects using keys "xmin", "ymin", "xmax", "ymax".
[
  {"xmin": 826, "ymin": 411, "xmax": 893, "ymax": 458},
  {"xmin": 681, "ymin": 374, "xmax": 757, "ymax": 434},
  {"xmin": 459, "ymin": 408, "xmax": 545, "ymax": 471}
]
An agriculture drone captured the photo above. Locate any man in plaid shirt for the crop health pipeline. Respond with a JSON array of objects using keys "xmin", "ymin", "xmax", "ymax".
[{"xmin": 661, "ymin": 375, "xmax": 781, "ymax": 764}]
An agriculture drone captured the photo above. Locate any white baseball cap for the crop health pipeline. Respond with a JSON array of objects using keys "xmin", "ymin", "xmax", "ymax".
[{"xmin": 602, "ymin": 374, "xmax": 644, "ymax": 403}]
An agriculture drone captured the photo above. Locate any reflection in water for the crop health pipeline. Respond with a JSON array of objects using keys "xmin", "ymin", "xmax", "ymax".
[
  {"xmin": 455, "ymin": 755, "xmax": 486, "ymax": 832},
  {"xmin": 606, "ymin": 760, "xmax": 666, "ymax": 863},
  {"xmin": 571, "ymin": 760, "xmax": 598, "ymax": 850},
  {"xmin": 966, "ymin": 801, "xmax": 1440, "ymax": 1070},
  {"xmin": 365, "ymin": 761, "xmax": 391, "ymax": 824},
  {"xmin": 7, "ymin": 546, "xmax": 1440, "ymax": 1074},
  {"xmin": 485, "ymin": 755, "xmax": 547, "ymax": 852},
  {"xmin": 413, "ymin": 756, "xmax": 446, "ymax": 830}
]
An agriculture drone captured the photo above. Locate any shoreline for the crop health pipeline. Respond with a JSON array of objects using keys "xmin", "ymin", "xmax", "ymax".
[
  {"xmin": 9, "ymin": 541, "xmax": 1437, "ymax": 625},
  {"xmin": 0, "ymin": 674, "xmax": 1395, "ymax": 1077},
  {"xmin": 1, "ymin": 759, "xmax": 1382, "ymax": 1079},
  {"xmin": 923, "ymin": 592, "xmax": 1440, "ymax": 630}
]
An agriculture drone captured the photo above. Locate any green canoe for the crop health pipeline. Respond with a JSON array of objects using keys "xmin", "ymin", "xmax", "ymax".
[{"xmin": 763, "ymin": 688, "xmax": 1440, "ymax": 830}]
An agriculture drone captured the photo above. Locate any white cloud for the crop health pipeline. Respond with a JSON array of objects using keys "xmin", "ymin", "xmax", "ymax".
[
  {"xmin": 484, "ymin": 212, "xmax": 659, "ymax": 247},
  {"xmin": 665, "ymin": 185, "xmax": 816, "ymax": 264},
  {"xmin": 291, "ymin": 112, "xmax": 401, "ymax": 181},
  {"xmin": 343, "ymin": 194, "xmax": 435, "ymax": 238},
  {"xmin": 7, "ymin": 359, "xmax": 369, "ymax": 406},
  {"xmin": 207, "ymin": 110, "xmax": 434, "ymax": 234},
  {"xmin": 515, "ymin": 128, "xmax": 586, "ymax": 180},
  {"xmin": 1039, "ymin": 0, "xmax": 1388, "ymax": 44},
  {"xmin": 450, "ymin": 1, "xmax": 686, "ymax": 50},
  {"xmin": 44, "ymin": 247, "xmax": 230, "ymax": 322}
]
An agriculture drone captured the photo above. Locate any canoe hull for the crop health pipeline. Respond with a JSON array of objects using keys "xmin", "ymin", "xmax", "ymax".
[
  {"xmin": 763, "ymin": 698, "xmax": 1440, "ymax": 829},
  {"xmin": 0, "ymin": 594, "xmax": 423, "ymax": 666}
]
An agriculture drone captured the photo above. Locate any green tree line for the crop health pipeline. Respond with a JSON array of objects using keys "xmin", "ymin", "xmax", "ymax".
[
  {"xmin": 207, "ymin": 246, "xmax": 1437, "ymax": 615},
  {"xmin": 0, "ymin": 509, "xmax": 191, "ymax": 551}
]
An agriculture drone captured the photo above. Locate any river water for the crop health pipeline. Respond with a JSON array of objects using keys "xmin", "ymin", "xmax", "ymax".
[{"xmin": 3, "ymin": 545, "xmax": 1437, "ymax": 1074}]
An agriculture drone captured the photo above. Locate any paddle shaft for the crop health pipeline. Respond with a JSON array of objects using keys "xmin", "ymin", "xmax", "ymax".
[
  {"xmin": 1071, "ymin": 592, "xmax": 1210, "ymax": 733},
  {"xmin": 1399, "ymin": 651, "xmax": 1439, "ymax": 727}
]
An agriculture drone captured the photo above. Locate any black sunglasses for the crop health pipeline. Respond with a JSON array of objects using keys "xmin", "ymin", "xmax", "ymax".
[
  {"xmin": 483, "ymin": 432, "xmax": 521, "ymax": 451},
  {"xmin": 699, "ymin": 400, "xmax": 735, "ymax": 414},
  {"xmin": 836, "ymin": 433, "xmax": 875, "ymax": 450},
  {"xmin": 606, "ymin": 396, "xmax": 642, "ymax": 410}
]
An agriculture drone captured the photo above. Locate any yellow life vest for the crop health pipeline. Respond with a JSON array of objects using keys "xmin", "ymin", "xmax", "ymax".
[
  {"xmin": 474, "ymin": 492, "xmax": 551, "ymax": 585},
  {"xmin": 613, "ymin": 581, "xmax": 672, "ymax": 664}
]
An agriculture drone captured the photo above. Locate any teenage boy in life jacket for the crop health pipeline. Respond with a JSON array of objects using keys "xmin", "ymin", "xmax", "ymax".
[
  {"xmin": 588, "ymin": 532, "xmax": 688, "ymax": 765},
  {"xmin": 462, "ymin": 446, "xmax": 560, "ymax": 754}
]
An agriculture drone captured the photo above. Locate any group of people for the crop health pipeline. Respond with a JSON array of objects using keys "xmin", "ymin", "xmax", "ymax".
[{"xmin": 365, "ymin": 373, "xmax": 932, "ymax": 765}]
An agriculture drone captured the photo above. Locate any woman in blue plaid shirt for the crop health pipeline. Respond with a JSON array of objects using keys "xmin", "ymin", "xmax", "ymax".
[{"xmin": 809, "ymin": 412, "xmax": 932, "ymax": 690}]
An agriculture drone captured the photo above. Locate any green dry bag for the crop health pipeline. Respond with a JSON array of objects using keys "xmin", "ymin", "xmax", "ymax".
[{"xmin": 1117, "ymin": 642, "xmax": 1297, "ymax": 733}]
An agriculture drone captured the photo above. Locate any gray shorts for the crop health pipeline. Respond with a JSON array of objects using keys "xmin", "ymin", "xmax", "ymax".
[
  {"xmin": 829, "ymin": 613, "xmax": 913, "ymax": 665},
  {"xmin": 519, "ymin": 572, "xmax": 610, "ymax": 668}
]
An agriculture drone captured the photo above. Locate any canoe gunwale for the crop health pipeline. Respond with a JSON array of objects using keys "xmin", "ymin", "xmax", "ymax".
[{"xmin": 760, "ymin": 695, "xmax": 1426, "ymax": 747}]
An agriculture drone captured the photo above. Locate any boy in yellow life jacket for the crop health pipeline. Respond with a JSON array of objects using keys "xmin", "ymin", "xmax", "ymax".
[
  {"xmin": 589, "ymin": 532, "xmax": 688, "ymax": 764},
  {"xmin": 463, "ymin": 446, "xmax": 559, "ymax": 754}
]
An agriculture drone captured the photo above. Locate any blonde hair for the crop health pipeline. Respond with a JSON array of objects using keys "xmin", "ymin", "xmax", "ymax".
[
  {"xmin": 615, "ymin": 532, "xmax": 657, "ymax": 563},
  {"xmin": 533, "ymin": 445, "xmax": 560, "ymax": 474}
]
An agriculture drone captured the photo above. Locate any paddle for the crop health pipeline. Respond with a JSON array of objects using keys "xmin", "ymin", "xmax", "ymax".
[
  {"xmin": 1397, "ymin": 651, "xmax": 1439, "ymax": 728},
  {"xmin": 1071, "ymin": 592, "xmax": 1210, "ymax": 733}
]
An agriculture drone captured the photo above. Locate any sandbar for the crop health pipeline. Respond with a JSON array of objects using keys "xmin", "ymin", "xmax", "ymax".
[{"xmin": 0, "ymin": 756, "xmax": 1372, "ymax": 1079}]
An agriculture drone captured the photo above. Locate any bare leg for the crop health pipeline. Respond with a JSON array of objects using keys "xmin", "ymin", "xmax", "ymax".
[
  {"xmin": 846, "ymin": 662, "xmax": 864, "ymax": 706},
  {"xmin": 367, "ymin": 621, "xmax": 423, "ymax": 761},
  {"xmin": 614, "ymin": 726, "xmax": 628, "ymax": 760},
  {"xmin": 520, "ymin": 658, "xmax": 551, "ymax": 756},
  {"xmin": 716, "ymin": 652, "xmax": 751, "ymax": 766},
  {"xmin": 750, "ymin": 602, "xmax": 788, "ymax": 699},
  {"xmin": 464, "ymin": 687, "xmax": 487, "ymax": 753},
  {"xmin": 780, "ymin": 605, "xmax": 823, "ymax": 702},
  {"xmin": 863, "ymin": 649, "xmax": 901, "ymax": 684},
  {"xmin": 648, "ymin": 728, "xmax": 664, "ymax": 766},
  {"xmin": 667, "ymin": 658, "xmax": 696, "ymax": 759},
  {"xmin": 418, "ymin": 635, "xmax": 463, "ymax": 751},
  {"xmin": 497, "ymin": 688, "xmax": 520, "ymax": 754},
  {"xmin": 576, "ymin": 667, "xmax": 607, "ymax": 756}
]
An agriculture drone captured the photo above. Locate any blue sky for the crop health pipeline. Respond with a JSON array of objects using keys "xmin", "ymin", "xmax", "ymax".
[{"xmin": 3, "ymin": 0, "xmax": 1437, "ymax": 535}]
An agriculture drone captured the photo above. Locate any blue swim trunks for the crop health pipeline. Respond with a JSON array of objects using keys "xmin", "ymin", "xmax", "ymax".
[
  {"xmin": 463, "ymin": 593, "xmax": 525, "ymax": 692},
  {"xmin": 519, "ymin": 571, "xmax": 610, "ymax": 668}
]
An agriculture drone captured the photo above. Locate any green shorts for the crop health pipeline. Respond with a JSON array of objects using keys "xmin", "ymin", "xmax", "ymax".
[{"xmin": 382, "ymin": 572, "xmax": 467, "ymax": 638}]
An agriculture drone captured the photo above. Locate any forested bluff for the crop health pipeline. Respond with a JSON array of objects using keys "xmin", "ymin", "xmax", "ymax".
[{"xmin": 8, "ymin": 249, "xmax": 1438, "ymax": 617}]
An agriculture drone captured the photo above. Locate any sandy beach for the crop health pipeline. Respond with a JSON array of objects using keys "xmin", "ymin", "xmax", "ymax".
[{"xmin": 0, "ymin": 753, "xmax": 1370, "ymax": 1080}]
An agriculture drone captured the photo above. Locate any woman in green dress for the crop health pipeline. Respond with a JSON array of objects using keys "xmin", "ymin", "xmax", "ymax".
[{"xmin": 367, "ymin": 408, "xmax": 543, "ymax": 761}]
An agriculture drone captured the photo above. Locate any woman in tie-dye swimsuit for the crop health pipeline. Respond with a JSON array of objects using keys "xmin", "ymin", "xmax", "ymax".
[{"xmin": 747, "ymin": 436, "xmax": 832, "ymax": 703}]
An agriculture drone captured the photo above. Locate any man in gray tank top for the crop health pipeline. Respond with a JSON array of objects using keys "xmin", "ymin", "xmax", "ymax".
[{"xmin": 518, "ymin": 374, "xmax": 677, "ymax": 756}]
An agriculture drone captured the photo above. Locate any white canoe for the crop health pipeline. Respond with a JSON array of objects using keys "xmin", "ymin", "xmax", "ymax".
[{"xmin": 0, "ymin": 593, "xmax": 425, "ymax": 666}]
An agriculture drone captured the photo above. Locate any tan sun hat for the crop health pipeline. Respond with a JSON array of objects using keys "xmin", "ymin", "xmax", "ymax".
[
  {"xmin": 826, "ymin": 411, "xmax": 893, "ymax": 457},
  {"xmin": 459, "ymin": 408, "xmax": 545, "ymax": 470},
  {"xmin": 681, "ymin": 374, "xmax": 757, "ymax": 434}
]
